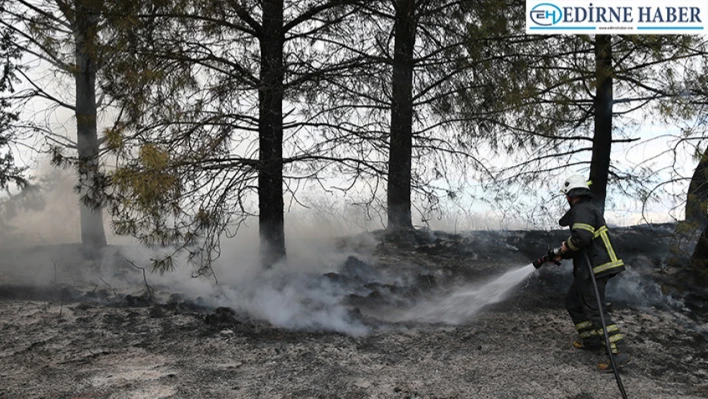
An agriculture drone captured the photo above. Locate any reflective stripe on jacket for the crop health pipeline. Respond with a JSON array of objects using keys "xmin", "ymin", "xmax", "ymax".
[{"xmin": 559, "ymin": 198, "xmax": 625, "ymax": 279}]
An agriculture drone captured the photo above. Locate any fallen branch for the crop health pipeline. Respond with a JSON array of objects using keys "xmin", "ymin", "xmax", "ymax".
[
  {"xmin": 50, "ymin": 258, "xmax": 62, "ymax": 317},
  {"xmin": 126, "ymin": 258, "xmax": 155, "ymax": 301},
  {"xmin": 99, "ymin": 278, "xmax": 119, "ymax": 298},
  {"xmin": 57, "ymin": 350, "xmax": 112, "ymax": 365}
]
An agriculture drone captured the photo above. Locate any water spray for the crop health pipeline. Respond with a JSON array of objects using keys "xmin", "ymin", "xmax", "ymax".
[{"xmin": 390, "ymin": 263, "xmax": 538, "ymax": 324}]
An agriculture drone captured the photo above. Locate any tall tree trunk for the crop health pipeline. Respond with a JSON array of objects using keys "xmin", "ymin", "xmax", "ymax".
[
  {"xmin": 258, "ymin": 0, "xmax": 286, "ymax": 267},
  {"xmin": 387, "ymin": 0, "xmax": 417, "ymax": 230},
  {"xmin": 673, "ymin": 146, "xmax": 708, "ymax": 265},
  {"xmin": 685, "ymin": 146, "xmax": 708, "ymax": 226},
  {"xmin": 74, "ymin": 0, "xmax": 107, "ymax": 249},
  {"xmin": 590, "ymin": 35, "xmax": 613, "ymax": 216},
  {"xmin": 689, "ymin": 223, "xmax": 708, "ymax": 285},
  {"xmin": 589, "ymin": 35, "xmax": 613, "ymax": 215}
]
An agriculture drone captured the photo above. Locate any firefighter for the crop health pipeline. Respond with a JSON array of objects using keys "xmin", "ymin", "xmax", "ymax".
[{"xmin": 554, "ymin": 174, "xmax": 631, "ymax": 371}]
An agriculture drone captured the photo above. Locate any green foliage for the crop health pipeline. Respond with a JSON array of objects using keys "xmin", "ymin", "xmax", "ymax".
[
  {"xmin": 15, "ymin": 0, "xmax": 706, "ymax": 271},
  {"xmin": 462, "ymin": 29, "xmax": 706, "ymax": 199},
  {"xmin": 0, "ymin": 19, "xmax": 26, "ymax": 191},
  {"xmin": 96, "ymin": 0, "xmax": 375, "ymax": 272},
  {"xmin": 111, "ymin": 143, "xmax": 180, "ymax": 216}
]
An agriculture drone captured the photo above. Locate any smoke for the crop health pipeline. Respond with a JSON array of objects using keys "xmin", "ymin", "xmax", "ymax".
[
  {"xmin": 607, "ymin": 266, "xmax": 686, "ymax": 310},
  {"xmin": 0, "ymin": 167, "xmax": 80, "ymax": 248},
  {"xmin": 98, "ymin": 224, "xmax": 372, "ymax": 336},
  {"xmin": 0, "ymin": 169, "xmax": 373, "ymax": 336},
  {"xmin": 213, "ymin": 268, "xmax": 369, "ymax": 336},
  {"xmin": 0, "ymin": 162, "xmax": 511, "ymax": 336},
  {"xmin": 0, "ymin": 163, "xmax": 698, "ymax": 338}
]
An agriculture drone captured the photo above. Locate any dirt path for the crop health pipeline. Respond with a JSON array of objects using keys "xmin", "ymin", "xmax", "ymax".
[{"xmin": 1, "ymin": 299, "xmax": 706, "ymax": 399}]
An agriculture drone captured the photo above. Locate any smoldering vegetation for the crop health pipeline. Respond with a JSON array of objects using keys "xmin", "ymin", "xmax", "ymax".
[
  {"xmin": 2, "ymin": 185, "xmax": 707, "ymax": 398},
  {"xmin": 2, "ymin": 224, "xmax": 708, "ymax": 399},
  {"xmin": 1, "ymin": 222, "xmax": 704, "ymax": 336},
  {"xmin": 3, "ymin": 173, "xmax": 699, "ymax": 338}
]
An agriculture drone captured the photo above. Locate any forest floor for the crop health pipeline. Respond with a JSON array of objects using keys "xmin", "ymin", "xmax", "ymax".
[{"xmin": 1, "ymin": 225, "xmax": 707, "ymax": 399}]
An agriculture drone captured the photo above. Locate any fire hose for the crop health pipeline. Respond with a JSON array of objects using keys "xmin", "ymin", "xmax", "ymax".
[
  {"xmin": 533, "ymin": 248, "xmax": 628, "ymax": 399},
  {"xmin": 583, "ymin": 251, "xmax": 628, "ymax": 399}
]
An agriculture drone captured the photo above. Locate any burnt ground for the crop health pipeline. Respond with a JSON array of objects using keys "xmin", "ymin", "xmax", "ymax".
[{"xmin": 1, "ymin": 225, "xmax": 708, "ymax": 399}]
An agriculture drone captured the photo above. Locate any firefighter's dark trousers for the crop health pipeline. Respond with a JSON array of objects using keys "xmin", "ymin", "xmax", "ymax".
[{"xmin": 565, "ymin": 274, "xmax": 625, "ymax": 353}]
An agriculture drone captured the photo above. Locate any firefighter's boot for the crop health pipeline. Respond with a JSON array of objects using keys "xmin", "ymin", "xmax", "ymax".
[
  {"xmin": 573, "ymin": 321, "xmax": 604, "ymax": 351},
  {"xmin": 598, "ymin": 352, "xmax": 631, "ymax": 372}
]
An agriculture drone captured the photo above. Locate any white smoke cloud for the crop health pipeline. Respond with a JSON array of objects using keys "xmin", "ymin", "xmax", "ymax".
[{"xmin": 108, "ymin": 225, "xmax": 371, "ymax": 336}]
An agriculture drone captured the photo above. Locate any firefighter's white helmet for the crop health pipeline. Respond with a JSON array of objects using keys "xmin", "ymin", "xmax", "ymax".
[{"xmin": 560, "ymin": 174, "xmax": 590, "ymax": 195}]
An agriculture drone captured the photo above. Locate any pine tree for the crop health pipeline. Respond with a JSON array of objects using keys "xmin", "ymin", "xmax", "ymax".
[{"xmin": 3, "ymin": 0, "xmax": 110, "ymax": 248}]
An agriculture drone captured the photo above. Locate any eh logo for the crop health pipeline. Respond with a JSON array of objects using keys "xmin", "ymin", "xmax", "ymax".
[{"xmin": 530, "ymin": 3, "xmax": 563, "ymax": 26}]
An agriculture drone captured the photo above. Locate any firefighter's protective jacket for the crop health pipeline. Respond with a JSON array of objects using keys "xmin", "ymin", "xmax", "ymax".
[{"xmin": 559, "ymin": 197, "xmax": 625, "ymax": 279}]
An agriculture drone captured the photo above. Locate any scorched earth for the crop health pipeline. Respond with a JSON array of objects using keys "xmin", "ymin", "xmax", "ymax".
[{"xmin": 1, "ymin": 226, "xmax": 707, "ymax": 399}]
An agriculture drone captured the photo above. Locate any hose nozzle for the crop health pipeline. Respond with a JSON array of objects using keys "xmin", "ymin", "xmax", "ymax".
[{"xmin": 533, "ymin": 246, "xmax": 563, "ymax": 269}]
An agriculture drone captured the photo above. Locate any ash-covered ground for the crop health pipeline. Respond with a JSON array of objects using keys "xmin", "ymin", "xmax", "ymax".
[{"xmin": 1, "ymin": 225, "xmax": 707, "ymax": 399}]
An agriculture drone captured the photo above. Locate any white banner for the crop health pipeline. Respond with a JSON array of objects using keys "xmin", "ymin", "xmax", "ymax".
[{"xmin": 526, "ymin": 0, "xmax": 708, "ymax": 34}]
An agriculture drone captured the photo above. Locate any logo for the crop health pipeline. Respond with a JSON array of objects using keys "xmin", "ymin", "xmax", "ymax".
[
  {"xmin": 530, "ymin": 3, "xmax": 563, "ymax": 26},
  {"xmin": 526, "ymin": 0, "xmax": 708, "ymax": 35}
]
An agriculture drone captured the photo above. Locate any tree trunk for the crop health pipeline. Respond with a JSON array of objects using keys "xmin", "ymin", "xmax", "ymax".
[
  {"xmin": 689, "ymin": 222, "xmax": 708, "ymax": 285},
  {"xmin": 589, "ymin": 35, "xmax": 613, "ymax": 215},
  {"xmin": 258, "ymin": 0, "xmax": 286, "ymax": 267},
  {"xmin": 387, "ymin": 0, "xmax": 417, "ymax": 230},
  {"xmin": 685, "ymin": 146, "xmax": 708, "ymax": 226},
  {"xmin": 74, "ymin": 0, "xmax": 107, "ymax": 249}
]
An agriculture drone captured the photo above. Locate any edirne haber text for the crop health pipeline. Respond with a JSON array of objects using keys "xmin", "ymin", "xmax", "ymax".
[{"xmin": 560, "ymin": 5, "xmax": 702, "ymax": 24}]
